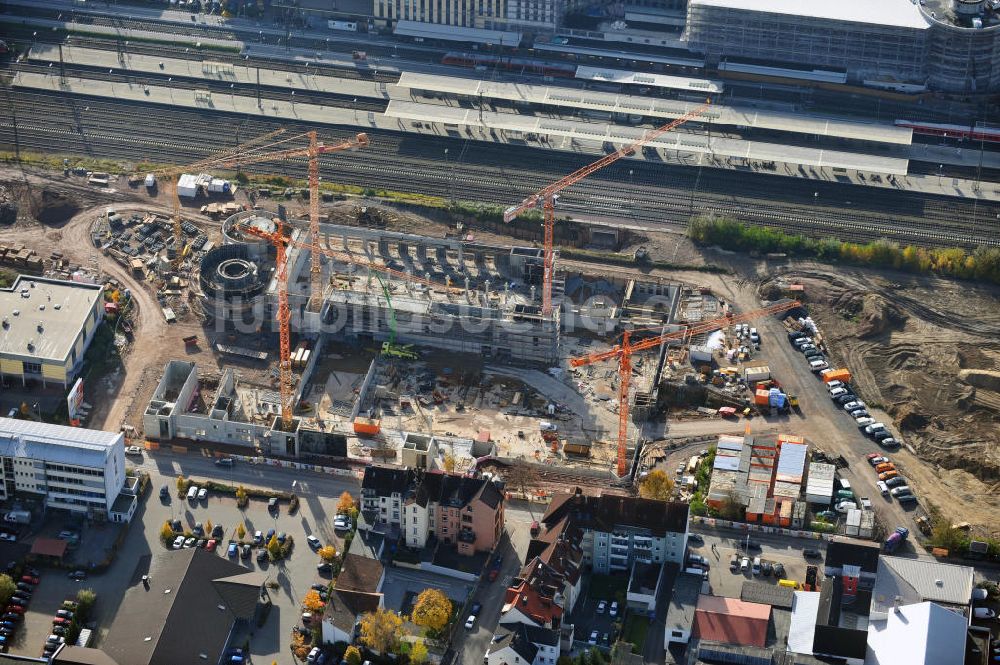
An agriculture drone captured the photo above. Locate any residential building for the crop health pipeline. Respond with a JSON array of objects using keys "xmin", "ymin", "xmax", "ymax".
[
  {"xmin": 522, "ymin": 516, "xmax": 584, "ymax": 612},
  {"xmin": 0, "ymin": 276, "xmax": 104, "ymax": 388},
  {"xmin": 501, "ymin": 574, "xmax": 565, "ymax": 629},
  {"xmin": 102, "ymin": 548, "xmax": 267, "ymax": 665},
  {"xmin": 486, "ymin": 623, "xmax": 560, "ymax": 665},
  {"xmin": 626, "ymin": 561, "xmax": 666, "ymax": 613},
  {"xmin": 0, "ymin": 418, "xmax": 136, "ymax": 522},
  {"xmin": 361, "ymin": 467, "xmax": 505, "ymax": 556},
  {"xmin": 692, "ymin": 595, "xmax": 771, "ymax": 648},
  {"xmin": 321, "ymin": 589, "xmax": 383, "ymax": 645},
  {"xmin": 540, "ymin": 489, "xmax": 689, "ymax": 574},
  {"xmin": 335, "ymin": 553, "xmax": 386, "ymax": 594}
]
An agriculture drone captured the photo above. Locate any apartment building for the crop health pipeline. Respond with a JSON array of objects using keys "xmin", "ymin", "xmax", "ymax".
[
  {"xmin": 0, "ymin": 276, "xmax": 104, "ymax": 388},
  {"xmin": 540, "ymin": 489, "xmax": 689, "ymax": 574},
  {"xmin": 360, "ymin": 466, "xmax": 505, "ymax": 555},
  {"xmin": 0, "ymin": 418, "xmax": 136, "ymax": 522}
]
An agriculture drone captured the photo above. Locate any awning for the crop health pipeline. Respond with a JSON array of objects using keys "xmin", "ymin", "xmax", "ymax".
[{"xmin": 394, "ymin": 20, "xmax": 522, "ymax": 47}]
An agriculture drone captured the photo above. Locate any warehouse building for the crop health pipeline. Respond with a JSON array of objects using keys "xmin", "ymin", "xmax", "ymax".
[
  {"xmin": 0, "ymin": 418, "xmax": 136, "ymax": 522},
  {"xmin": 0, "ymin": 276, "xmax": 104, "ymax": 388}
]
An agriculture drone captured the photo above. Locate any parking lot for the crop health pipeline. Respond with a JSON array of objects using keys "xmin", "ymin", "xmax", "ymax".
[{"xmin": 568, "ymin": 574, "xmax": 628, "ymax": 650}]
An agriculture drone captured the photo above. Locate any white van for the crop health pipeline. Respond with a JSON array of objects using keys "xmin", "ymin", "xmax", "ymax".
[
  {"xmin": 838, "ymin": 478, "xmax": 852, "ymax": 493},
  {"xmin": 187, "ymin": 485, "xmax": 199, "ymax": 501}
]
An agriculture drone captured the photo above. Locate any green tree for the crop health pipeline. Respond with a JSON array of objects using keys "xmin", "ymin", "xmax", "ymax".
[
  {"xmin": 411, "ymin": 588, "xmax": 452, "ymax": 633},
  {"xmin": 410, "ymin": 638, "xmax": 429, "ymax": 665},
  {"xmin": 0, "ymin": 574, "xmax": 15, "ymax": 607},
  {"xmin": 359, "ymin": 607, "xmax": 404, "ymax": 654},
  {"xmin": 637, "ymin": 469, "xmax": 674, "ymax": 501},
  {"xmin": 344, "ymin": 646, "xmax": 362, "ymax": 665}
]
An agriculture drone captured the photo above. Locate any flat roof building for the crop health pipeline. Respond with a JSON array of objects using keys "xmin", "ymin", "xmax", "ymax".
[
  {"xmin": 0, "ymin": 276, "xmax": 104, "ymax": 387},
  {"xmin": 0, "ymin": 417, "xmax": 135, "ymax": 522}
]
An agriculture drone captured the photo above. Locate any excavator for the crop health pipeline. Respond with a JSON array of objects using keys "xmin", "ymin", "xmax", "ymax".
[{"xmin": 375, "ymin": 274, "xmax": 418, "ymax": 360}]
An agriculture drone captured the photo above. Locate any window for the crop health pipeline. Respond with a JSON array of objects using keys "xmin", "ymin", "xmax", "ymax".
[
  {"xmin": 671, "ymin": 630, "xmax": 683, "ymax": 638},
  {"xmin": 22, "ymin": 362, "xmax": 41, "ymax": 375}
]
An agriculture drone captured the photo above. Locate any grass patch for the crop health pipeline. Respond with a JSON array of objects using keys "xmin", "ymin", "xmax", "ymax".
[
  {"xmin": 588, "ymin": 574, "xmax": 628, "ymax": 601},
  {"xmin": 0, "ymin": 269, "xmax": 16, "ymax": 288},
  {"xmin": 621, "ymin": 615, "xmax": 649, "ymax": 651}
]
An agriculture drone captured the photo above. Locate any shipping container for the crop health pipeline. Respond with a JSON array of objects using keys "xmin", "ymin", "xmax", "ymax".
[
  {"xmin": 822, "ymin": 368, "xmax": 852, "ymax": 384},
  {"xmin": 754, "ymin": 389, "xmax": 770, "ymax": 406},
  {"xmin": 353, "ymin": 417, "xmax": 381, "ymax": 436},
  {"xmin": 744, "ymin": 365, "xmax": 771, "ymax": 382}
]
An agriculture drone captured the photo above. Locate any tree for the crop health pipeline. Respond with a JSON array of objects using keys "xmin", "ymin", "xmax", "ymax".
[
  {"xmin": 442, "ymin": 453, "xmax": 456, "ymax": 473},
  {"xmin": 160, "ymin": 521, "xmax": 176, "ymax": 543},
  {"xmin": 719, "ymin": 490, "xmax": 743, "ymax": 521},
  {"xmin": 336, "ymin": 491, "xmax": 356, "ymax": 515},
  {"xmin": 0, "ymin": 574, "xmax": 15, "ymax": 607},
  {"xmin": 319, "ymin": 545, "xmax": 337, "ymax": 562},
  {"xmin": 411, "ymin": 588, "xmax": 452, "ymax": 633},
  {"xmin": 410, "ymin": 638, "xmax": 429, "ymax": 665},
  {"xmin": 344, "ymin": 646, "xmax": 362, "ymax": 665},
  {"xmin": 205, "ymin": 519, "xmax": 213, "ymax": 537},
  {"xmin": 176, "ymin": 475, "xmax": 187, "ymax": 496},
  {"xmin": 637, "ymin": 469, "xmax": 674, "ymax": 501},
  {"xmin": 302, "ymin": 590, "xmax": 326, "ymax": 613},
  {"xmin": 75, "ymin": 588, "xmax": 96, "ymax": 619},
  {"xmin": 505, "ymin": 461, "xmax": 539, "ymax": 498},
  {"xmin": 236, "ymin": 523, "xmax": 247, "ymax": 540},
  {"xmin": 266, "ymin": 534, "xmax": 282, "ymax": 560},
  {"xmin": 235, "ymin": 485, "xmax": 249, "ymax": 508},
  {"xmin": 359, "ymin": 607, "xmax": 404, "ymax": 654}
]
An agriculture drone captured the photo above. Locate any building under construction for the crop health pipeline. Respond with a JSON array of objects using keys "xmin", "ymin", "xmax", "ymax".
[{"xmin": 215, "ymin": 213, "xmax": 563, "ymax": 365}]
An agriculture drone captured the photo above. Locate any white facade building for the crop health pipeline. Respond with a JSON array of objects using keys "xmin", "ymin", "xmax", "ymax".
[{"xmin": 0, "ymin": 418, "xmax": 136, "ymax": 522}]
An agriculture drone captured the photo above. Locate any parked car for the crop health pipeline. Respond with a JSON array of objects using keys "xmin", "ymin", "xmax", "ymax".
[
  {"xmin": 829, "ymin": 387, "xmax": 849, "ymax": 399},
  {"xmin": 803, "ymin": 548, "xmax": 822, "ymax": 559},
  {"xmin": 197, "ymin": 488, "xmax": 208, "ymax": 501},
  {"xmin": 859, "ymin": 497, "xmax": 873, "ymax": 509},
  {"xmin": 762, "ymin": 561, "xmax": 773, "ymax": 577},
  {"xmin": 588, "ymin": 631, "xmax": 599, "ymax": 645},
  {"xmin": 856, "ymin": 417, "xmax": 876, "ymax": 428},
  {"xmin": 253, "ymin": 531, "xmax": 263, "ymax": 546},
  {"xmin": 803, "ymin": 349, "xmax": 824, "ymax": 360},
  {"xmin": 206, "ymin": 539, "xmax": 217, "ymax": 552},
  {"xmin": 752, "ymin": 557, "xmax": 762, "ymax": 576},
  {"xmin": 317, "ymin": 562, "xmax": 333, "ymax": 575},
  {"xmin": 609, "ymin": 601, "xmax": 618, "ymax": 617},
  {"xmin": 809, "ymin": 360, "xmax": 830, "ymax": 373},
  {"xmin": 879, "ymin": 470, "xmax": 899, "ymax": 481},
  {"xmin": 597, "ymin": 600, "xmax": 607, "ymax": 614},
  {"xmin": 868, "ymin": 455, "xmax": 888, "ymax": 467},
  {"xmin": 240, "ymin": 544, "xmax": 251, "ymax": 560},
  {"xmin": 848, "ymin": 408, "xmax": 869, "ymax": 418},
  {"xmin": 268, "ymin": 497, "xmax": 279, "ymax": 512},
  {"xmin": 835, "ymin": 394, "xmax": 858, "ymax": 406},
  {"xmin": 465, "ymin": 615, "xmax": 477, "ymax": 630},
  {"xmin": 798, "ymin": 343, "xmax": 817, "ymax": 353},
  {"xmin": 865, "ymin": 423, "xmax": 887, "ymax": 436},
  {"xmin": 125, "ymin": 446, "xmax": 143, "ymax": 456},
  {"xmin": 890, "ymin": 486, "xmax": 913, "ymax": 497},
  {"xmin": 227, "ymin": 543, "xmax": 238, "ymax": 558},
  {"xmin": 875, "ymin": 463, "xmax": 896, "ymax": 473},
  {"xmin": 729, "ymin": 554, "xmax": 739, "ymax": 572},
  {"xmin": 172, "ymin": 536, "xmax": 185, "ymax": 550},
  {"xmin": 333, "ymin": 515, "xmax": 351, "ymax": 531},
  {"xmin": 470, "ymin": 602, "xmax": 482, "ymax": 615},
  {"xmin": 160, "ymin": 486, "xmax": 170, "ymax": 500},
  {"xmin": 843, "ymin": 401, "xmax": 865, "ymax": 411},
  {"xmin": 20, "ymin": 576, "xmax": 37, "ymax": 585},
  {"xmin": 68, "ymin": 571, "xmax": 87, "ymax": 581},
  {"xmin": 740, "ymin": 556, "xmax": 749, "ymax": 572},
  {"xmin": 688, "ymin": 533, "xmax": 704, "ymax": 544},
  {"xmin": 876, "ymin": 481, "xmax": 890, "ymax": 495},
  {"xmin": 184, "ymin": 537, "xmax": 196, "ymax": 548},
  {"xmin": 773, "ymin": 563, "xmax": 786, "ymax": 578},
  {"xmin": 256, "ymin": 549, "xmax": 268, "ymax": 564},
  {"xmin": 212, "ymin": 524, "xmax": 224, "ymax": 538},
  {"xmin": 886, "ymin": 476, "xmax": 907, "ymax": 488},
  {"xmin": 55, "ymin": 610, "xmax": 73, "ymax": 619},
  {"xmin": 879, "ymin": 437, "xmax": 899, "ymax": 448},
  {"xmin": 827, "ymin": 380, "xmax": 845, "ymax": 391},
  {"xmin": 307, "ymin": 535, "xmax": 322, "ymax": 551}
]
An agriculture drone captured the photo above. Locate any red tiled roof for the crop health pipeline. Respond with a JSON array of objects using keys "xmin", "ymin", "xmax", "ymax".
[
  {"xmin": 692, "ymin": 595, "xmax": 770, "ymax": 648},
  {"xmin": 503, "ymin": 579, "xmax": 564, "ymax": 626},
  {"xmin": 31, "ymin": 538, "xmax": 68, "ymax": 558}
]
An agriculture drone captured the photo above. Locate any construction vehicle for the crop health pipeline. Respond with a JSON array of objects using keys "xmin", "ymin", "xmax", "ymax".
[
  {"xmin": 571, "ymin": 300, "xmax": 800, "ymax": 477},
  {"xmin": 504, "ymin": 100, "xmax": 712, "ymax": 317},
  {"xmin": 884, "ymin": 526, "xmax": 909, "ymax": 553},
  {"xmin": 375, "ymin": 274, "xmax": 418, "ymax": 360}
]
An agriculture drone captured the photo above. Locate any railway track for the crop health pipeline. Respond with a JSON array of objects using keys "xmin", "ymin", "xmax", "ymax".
[{"xmin": 2, "ymin": 89, "xmax": 998, "ymax": 249}]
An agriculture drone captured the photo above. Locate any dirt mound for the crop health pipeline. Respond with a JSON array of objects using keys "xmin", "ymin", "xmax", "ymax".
[
  {"xmin": 855, "ymin": 294, "xmax": 906, "ymax": 338},
  {"xmin": 959, "ymin": 369, "xmax": 1000, "ymax": 392},
  {"xmin": 29, "ymin": 189, "xmax": 80, "ymax": 226}
]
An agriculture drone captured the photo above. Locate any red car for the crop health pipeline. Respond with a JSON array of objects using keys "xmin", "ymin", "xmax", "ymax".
[
  {"xmin": 865, "ymin": 452, "xmax": 881, "ymax": 461},
  {"xmin": 52, "ymin": 617, "xmax": 68, "ymax": 626},
  {"xmin": 205, "ymin": 539, "xmax": 217, "ymax": 552},
  {"xmin": 4, "ymin": 606, "xmax": 24, "ymax": 614},
  {"xmin": 20, "ymin": 576, "xmax": 38, "ymax": 585}
]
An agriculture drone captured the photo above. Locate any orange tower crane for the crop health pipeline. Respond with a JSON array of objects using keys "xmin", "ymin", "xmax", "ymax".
[
  {"xmin": 570, "ymin": 300, "xmax": 801, "ymax": 477},
  {"xmin": 240, "ymin": 220, "xmax": 295, "ymax": 428},
  {"xmin": 503, "ymin": 100, "xmax": 712, "ymax": 317}
]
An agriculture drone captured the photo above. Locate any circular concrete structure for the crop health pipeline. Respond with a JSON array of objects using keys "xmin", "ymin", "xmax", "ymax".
[{"xmin": 199, "ymin": 243, "xmax": 270, "ymax": 324}]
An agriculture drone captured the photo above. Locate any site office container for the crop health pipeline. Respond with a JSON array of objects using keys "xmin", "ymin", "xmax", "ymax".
[
  {"xmin": 822, "ymin": 369, "xmax": 852, "ymax": 384},
  {"xmin": 754, "ymin": 389, "xmax": 770, "ymax": 406}
]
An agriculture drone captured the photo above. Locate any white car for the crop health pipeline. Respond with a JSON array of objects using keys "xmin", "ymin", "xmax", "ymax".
[
  {"xmin": 799, "ymin": 343, "xmax": 817, "ymax": 353},
  {"xmin": 843, "ymin": 401, "xmax": 866, "ymax": 411},
  {"xmin": 588, "ymin": 630, "xmax": 599, "ymax": 645},
  {"xmin": 880, "ymin": 437, "xmax": 899, "ymax": 448},
  {"xmin": 865, "ymin": 423, "xmax": 887, "ymax": 436},
  {"xmin": 829, "ymin": 387, "xmax": 849, "ymax": 399},
  {"xmin": 172, "ymin": 535, "xmax": 185, "ymax": 549},
  {"xmin": 973, "ymin": 607, "xmax": 996, "ymax": 619},
  {"xmin": 848, "ymin": 408, "xmax": 869, "ymax": 418},
  {"xmin": 307, "ymin": 535, "xmax": 322, "ymax": 551},
  {"xmin": 465, "ymin": 615, "xmax": 477, "ymax": 629},
  {"xmin": 125, "ymin": 446, "xmax": 143, "ymax": 456},
  {"xmin": 610, "ymin": 601, "xmax": 619, "ymax": 617},
  {"xmin": 826, "ymin": 380, "xmax": 844, "ymax": 391},
  {"xmin": 856, "ymin": 417, "xmax": 875, "ymax": 428},
  {"xmin": 876, "ymin": 481, "xmax": 889, "ymax": 495},
  {"xmin": 809, "ymin": 360, "xmax": 829, "ymax": 372},
  {"xmin": 333, "ymin": 515, "xmax": 351, "ymax": 531},
  {"xmin": 596, "ymin": 600, "xmax": 607, "ymax": 614},
  {"xmin": 835, "ymin": 501, "xmax": 856, "ymax": 514},
  {"xmin": 197, "ymin": 488, "xmax": 208, "ymax": 501}
]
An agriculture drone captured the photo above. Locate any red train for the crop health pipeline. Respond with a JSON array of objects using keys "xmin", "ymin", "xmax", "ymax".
[
  {"xmin": 441, "ymin": 51, "xmax": 576, "ymax": 78},
  {"xmin": 895, "ymin": 119, "xmax": 1000, "ymax": 144}
]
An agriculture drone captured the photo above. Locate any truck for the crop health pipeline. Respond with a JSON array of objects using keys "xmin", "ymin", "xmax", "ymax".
[
  {"xmin": 328, "ymin": 20, "xmax": 358, "ymax": 31},
  {"xmin": 821, "ymin": 368, "xmax": 852, "ymax": 384},
  {"xmin": 884, "ymin": 526, "xmax": 910, "ymax": 553}
]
